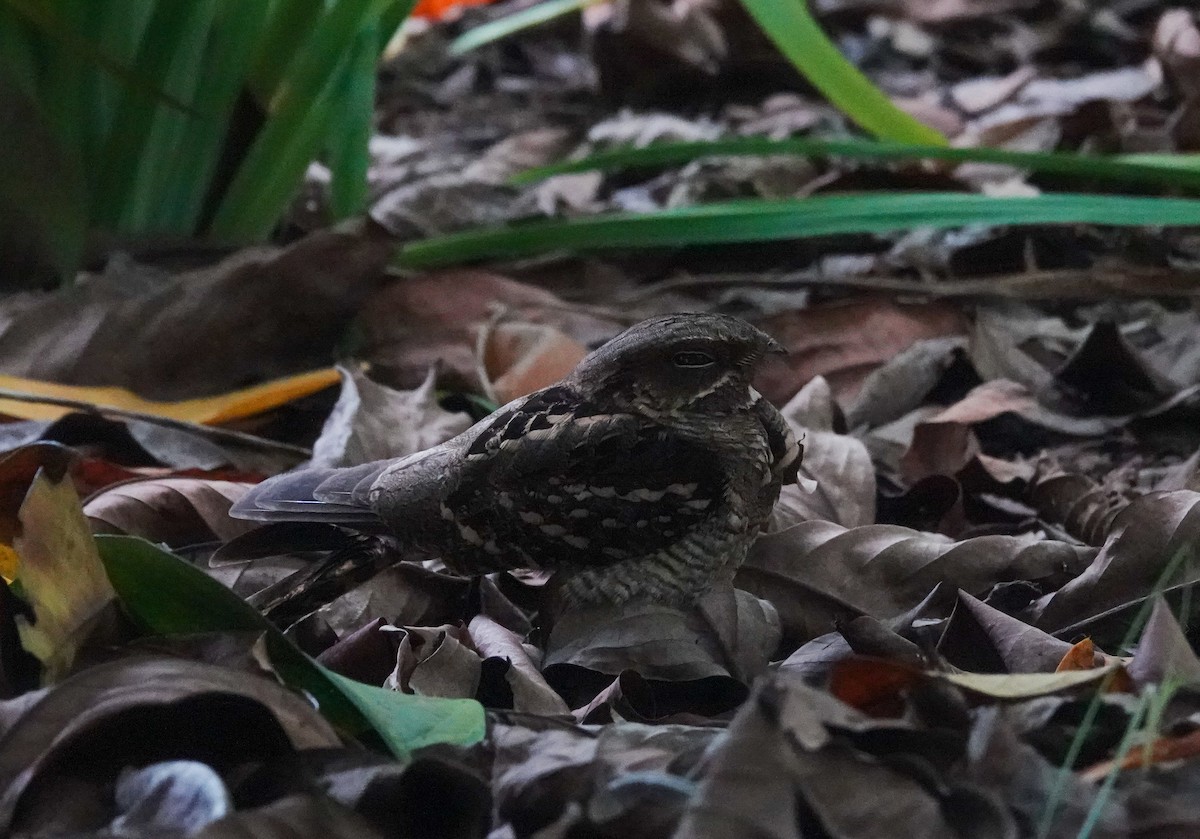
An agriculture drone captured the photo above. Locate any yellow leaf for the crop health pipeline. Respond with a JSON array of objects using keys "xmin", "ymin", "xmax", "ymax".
[
  {"xmin": 941, "ymin": 664, "xmax": 1123, "ymax": 699},
  {"xmin": 13, "ymin": 469, "xmax": 116, "ymax": 682},
  {"xmin": 0, "ymin": 367, "xmax": 340, "ymax": 424},
  {"xmin": 0, "ymin": 543, "xmax": 16, "ymax": 582}
]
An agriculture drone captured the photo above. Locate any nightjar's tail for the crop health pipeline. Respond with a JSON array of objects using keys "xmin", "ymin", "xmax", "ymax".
[{"xmin": 229, "ymin": 460, "xmax": 391, "ymax": 527}]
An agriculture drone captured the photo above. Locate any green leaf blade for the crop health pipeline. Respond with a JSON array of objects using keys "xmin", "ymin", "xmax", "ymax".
[
  {"xmin": 738, "ymin": 0, "xmax": 946, "ymax": 145},
  {"xmin": 512, "ymin": 136, "xmax": 1200, "ymax": 193},
  {"xmin": 397, "ymin": 192, "xmax": 1200, "ymax": 268},
  {"xmin": 96, "ymin": 534, "xmax": 485, "ymax": 759}
]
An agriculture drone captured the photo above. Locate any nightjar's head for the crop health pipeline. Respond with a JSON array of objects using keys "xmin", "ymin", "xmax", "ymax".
[{"xmin": 571, "ymin": 313, "xmax": 783, "ymax": 415}]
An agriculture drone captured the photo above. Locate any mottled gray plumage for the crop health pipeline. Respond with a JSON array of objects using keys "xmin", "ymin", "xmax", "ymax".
[{"xmin": 230, "ymin": 313, "xmax": 801, "ymax": 605}]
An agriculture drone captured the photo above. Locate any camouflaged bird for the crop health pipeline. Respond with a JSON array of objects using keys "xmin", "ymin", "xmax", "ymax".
[{"xmin": 230, "ymin": 314, "xmax": 801, "ymax": 606}]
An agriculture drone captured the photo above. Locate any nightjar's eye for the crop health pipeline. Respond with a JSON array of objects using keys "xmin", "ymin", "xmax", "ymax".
[{"xmin": 673, "ymin": 350, "xmax": 716, "ymax": 368}]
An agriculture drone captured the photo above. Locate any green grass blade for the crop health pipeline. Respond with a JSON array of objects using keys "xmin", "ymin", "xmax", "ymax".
[
  {"xmin": 1075, "ymin": 690, "xmax": 1152, "ymax": 839},
  {"xmin": 97, "ymin": 534, "xmax": 486, "ymax": 759},
  {"xmin": 397, "ymin": 192, "xmax": 1200, "ymax": 269},
  {"xmin": 249, "ymin": 0, "xmax": 325, "ymax": 103},
  {"xmin": 325, "ymin": 14, "xmax": 379, "ymax": 219},
  {"xmin": 94, "ymin": 0, "xmax": 212, "ymax": 230},
  {"xmin": 512, "ymin": 136, "xmax": 1200, "ymax": 193},
  {"xmin": 737, "ymin": 0, "xmax": 946, "ymax": 145},
  {"xmin": 1, "ymin": 0, "xmax": 189, "ymax": 114},
  {"xmin": 209, "ymin": 0, "xmax": 384, "ymax": 240},
  {"xmin": 154, "ymin": 1, "xmax": 272, "ymax": 233},
  {"xmin": 118, "ymin": 1, "xmax": 220, "ymax": 234},
  {"xmin": 449, "ymin": 0, "xmax": 601, "ymax": 55},
  {"xmin": 1037, "ymin": 547, "xmax": 1198, "ymax": 838},
  {"xmin": 0, "ymin": 73, "xmax": 88, "ymax": 282},
  {"xmin": 0, "ymin": 6, "xmax": 40, "ymax": 102}
]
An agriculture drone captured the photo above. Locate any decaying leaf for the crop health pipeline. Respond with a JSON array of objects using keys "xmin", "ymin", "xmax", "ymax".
[
  {"xmin": 480, "ymin": 320, "xmax": 588, "ymax": 405},
  {"xmin": 1033, "ymin": 491, "xmax": 1200, "ymax": 633},
  {"xmin": 675, "ymin": 673, "xmax": 975, "ymax": 839},
  {"xmin": 0, "ymin": 221, "xmax": 391, "ymax": 399},
  {"xmin": 756, "ymin": 298, "xmax": 970, "ymax": 406},
  {"xmin": 12, "ymin": 466, "xmax": 116, "ymax": 682},
  {"xmin": 543, "ymin": 584, "xmax": 779, "ymax": 692},
  {"xmin": 773, "ymin": 377, "xmax": 875, "ymax": 528},
  {"xmin": 310, "ymin": 365, "xmax": 472, "ymax": 468},
  {"xmin": 741, "ymin": 518, "xmax": 1093, "ymax": 646},
  {"xmin": 83, "ymin": 477, "xmax": 256, "ymax": 547}
]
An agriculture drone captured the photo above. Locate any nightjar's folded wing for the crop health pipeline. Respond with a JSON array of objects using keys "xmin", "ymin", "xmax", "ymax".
[
  {"xmin": 370, "ymin": 386, "xmax": 727, "ymax": 571},
  {"xmin": 229, "ymin": 459, "xmax": 393, "ymax": 527}
]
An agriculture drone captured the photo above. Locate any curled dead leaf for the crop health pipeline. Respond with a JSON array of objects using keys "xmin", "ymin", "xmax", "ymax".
[
  {"xmin": 310, "ymin": 366, "xmax": 471, "ymax": 468},
  {"xmin": 742, "ymin": 519, "xmax": 1093, "ymax": 647},
  {"xmin": 83, "ymin": 477, "xmax": 256, "ymax": 547}
]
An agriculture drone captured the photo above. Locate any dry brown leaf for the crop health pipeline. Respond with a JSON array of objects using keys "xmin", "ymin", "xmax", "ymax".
[
  {"xmin": 827, "ymin": 657, "xmax": 922, "ymax": 717},
  {"xmin": 939, "ymin": 666, "xmax": 1126, "ymax": 700},
  {"xmin": 315, "ymin": 563, "xmax": 470, "ymax": 638},
  {"xmin": 742, "ymin": 519, "xmax": 1093, "ymax": 646},
  {"xmin": 938, "ymin": 591, "xmax": 1078, "ymax": 674},
  {"xmin": 309, "ymin": 365, "xmax": 471, "ymax": 468},
  {"xmin": 0, "ymin": 221, "xmax": 391, "ymax": 399},
  {"xmin": 359, "ymin": 270, "xmax": 619, "ymax": 392},
  {"xmin": 1028, "ymin": 471, "xmax": 1131, "ymax": 547},
  {"xmin": 1127, "ymin": 597, "xmax": 1200, "ymax": 689},
  {"xmin": 543, "ymin": 584, "xmax": 779, "ymax": 687},
  {"xmin": 481, "ymin": 321, "xmax": 588, "ymax": 405},
  {"xmin": 489, "ymin": 718, "xmax": 714, "ymax": 837},
  {"xmin": 198, "ymin": 795, "xmax": 386, "ymax": 839},
  {"xmin": 675, "ymin": 673, "xmax": 969, "ymax": 839},
  {"xmin": 387, "ymin": 623, "xmax": 479, "ymax": 698},
  {"xmin": 83, "ymin": 477, "xmax": 256, "ymax": 547},
  {"xmin": 1080, "ymin": 728, "xmax": 1200, "ymax": 783},
  {"xmin": 1033, "ymin": 491, "xmax": 1200, "ymax": 633},
  {"xmin": 899, "ymin": 419, "xmax": 979, "ymax": 485},
  {"xmin": 0, "ymin": 368, "xmax": 339, "ymax": 425},
  {"xmin": 755, "ymin": 297, "xmax": 969, "ymax": 406},
  {"xmin": 468, "ymin": 614, "xmax": 569, "ymax": 715},
  {"xmin": 772, "ymin": 377, "xmax": 875, "ymax": 528},
  {"xmin": 844, "ymin": 336, "xmax": 970, "ymax": 431}
]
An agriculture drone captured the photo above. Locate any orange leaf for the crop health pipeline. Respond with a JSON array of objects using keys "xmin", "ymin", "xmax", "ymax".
[
  {"xmin": 0, "ymin": 368, "xmax": 339, "ymax": 425},
  {"xmin": 829, "ymin": 657, "xmax": 922, "ymax": 717},
  {"xmin": 1056, "ymin": 638, "xmax": 1098, "ymax": 671},
  {"xmin": 1081, "ymin": 728, "xmax": 1200, "ymax": 781},
  {"xmin": 412, "ymin": 0, "xmax": 493, "ymax": 21}
]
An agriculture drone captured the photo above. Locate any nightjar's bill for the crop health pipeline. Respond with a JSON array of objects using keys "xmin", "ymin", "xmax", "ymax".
[{"xmin": 231, "ymin": 313, "xmax": 802, "ymax": 606}]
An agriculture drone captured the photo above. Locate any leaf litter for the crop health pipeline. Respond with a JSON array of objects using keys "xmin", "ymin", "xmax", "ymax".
[{"xmin": 8, "ymin": 1, "xmax": 1200, "ymax": 837}]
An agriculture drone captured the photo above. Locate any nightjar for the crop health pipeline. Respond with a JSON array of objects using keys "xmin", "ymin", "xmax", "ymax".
[{"xmin": 230, "ymin": 313, "xmax": 802, "ymax": 606}]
